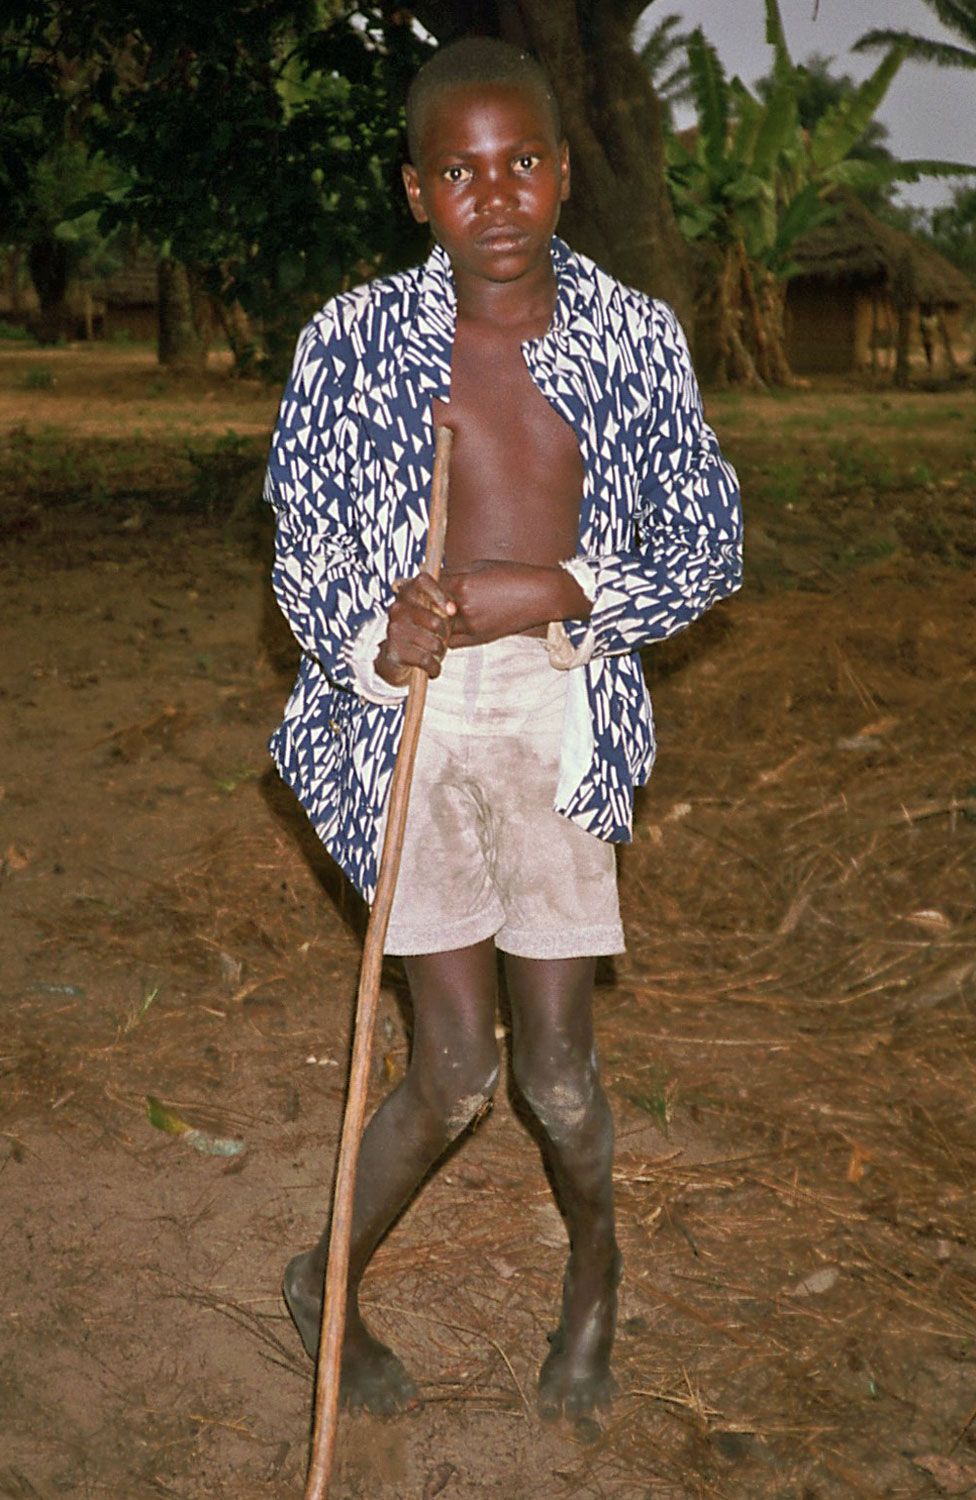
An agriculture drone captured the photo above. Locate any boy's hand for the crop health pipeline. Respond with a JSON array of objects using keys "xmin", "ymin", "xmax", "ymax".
[
  {"xmin": 441, "ymin": 561, "xmax": 591, "ymax": 648},
  {"xmin": 374, "ymin": 572, "xmax": 456, "ymax": 686}
]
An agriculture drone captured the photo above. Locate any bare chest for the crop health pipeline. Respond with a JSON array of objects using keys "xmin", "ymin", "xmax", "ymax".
[{"xmin": 435, "ymin": 325, "xmax": 583, "ymax": 570}]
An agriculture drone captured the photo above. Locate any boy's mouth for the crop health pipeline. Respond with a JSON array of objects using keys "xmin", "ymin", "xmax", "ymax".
[{"xmin": 475, "ymin": 224, "xmax": 530, "ymax": 250}]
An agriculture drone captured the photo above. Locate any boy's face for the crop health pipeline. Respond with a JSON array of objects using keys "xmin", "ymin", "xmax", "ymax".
[{"xmin": 402, "ymin": 81, "xmax": 570, "ymax": 287}]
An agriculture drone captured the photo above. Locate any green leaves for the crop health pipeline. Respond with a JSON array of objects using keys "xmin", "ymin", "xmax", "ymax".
[
  {"xmin": 764, "ymin": 0, "xmax": 793, "ymax": 79},
  {"xmin": 687, "ymin": 28, "xmax": 729, "ymax": 169},
  {"xmin": 33, "ymin": 2, "xmax": 436, "ymax": 364},
  {"xmin": 809, "ymin": 47, "xmax": 907, "ymax": 171},
  {"xmin": 663, "ymin": 1, "xmax": 976, "ymax": 384},
  {"xmin": 853, "ymin": 0, "xmax": 976, "ymax": 72},
  {"xmin": 825, "ymin": 157, "xmax": 976, "ymax": 190},
  {"xmin": 669, "ymin": 11, "xmax": 975, "ymax": 286},
  {"xmin": 751, "ymin": 71, "xmax": 798, "ymax": 179}
]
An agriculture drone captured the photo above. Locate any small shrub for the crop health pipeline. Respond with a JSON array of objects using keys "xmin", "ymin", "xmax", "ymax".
[
  {"xmin": 186, "ymin": 430, "xmax": 264, "ymax": 518},
  {"xmin": 0, "ymin": 319, "xmax": 36, "ymax": 343},
  {"xmin": 756, "ymin": 459, "xmax": 806, "ymax": 506},
  {"xmin": 21, "ymin": 367, "xmax": 55, "ymax": 391},
  {"xmin": 909, "ymin": 461, "xmax": 936, "ymax": 487}
]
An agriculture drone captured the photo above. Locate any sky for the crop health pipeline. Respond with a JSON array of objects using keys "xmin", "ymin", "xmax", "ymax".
[{"xmin": 634, "ymin": 0, "xmax": 976, "ymax": 210}]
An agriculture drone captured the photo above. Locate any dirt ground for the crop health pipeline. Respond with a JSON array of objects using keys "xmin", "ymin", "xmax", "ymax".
[{"xmin": 2, "ymin": 342, "xmax": 975, "ymax": 1500}]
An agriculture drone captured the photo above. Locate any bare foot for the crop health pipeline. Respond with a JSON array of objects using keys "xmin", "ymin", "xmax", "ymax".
[
  {"xmin": 537, "ymin": 1247, "xmax": 622, "ymax": 1420},
  {"xmin": 282, "ymin": 1250, "xmax": 418, "ymax": 1415}
]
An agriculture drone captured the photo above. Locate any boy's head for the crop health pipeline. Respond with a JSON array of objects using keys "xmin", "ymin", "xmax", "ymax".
[
  {"xmin": 405, "ymin": 37, "xmax": 561, "ymax": 166},
  {"xmin": 402, "ymin": 37, "xmax": 569, "ymax": 286}
]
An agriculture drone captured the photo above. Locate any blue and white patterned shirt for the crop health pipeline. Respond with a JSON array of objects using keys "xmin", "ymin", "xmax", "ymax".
[{"xmin": 265, "ymin": 236, "xmax": 742, "ymax": 903}]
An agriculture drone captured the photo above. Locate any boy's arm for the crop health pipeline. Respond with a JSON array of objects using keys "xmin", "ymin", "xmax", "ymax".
[
  {"xmin": 266, "ymin": 316, "xmax": 409, "ymax": 702},
  {"xmin": 554, "ymin": 303, "xmax": 742, "ymax": 664}
]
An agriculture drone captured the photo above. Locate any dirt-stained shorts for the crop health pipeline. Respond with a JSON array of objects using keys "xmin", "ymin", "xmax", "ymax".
[{"xmin": 383, "ymin": 634, "xmax": 625, "ymax": 959}]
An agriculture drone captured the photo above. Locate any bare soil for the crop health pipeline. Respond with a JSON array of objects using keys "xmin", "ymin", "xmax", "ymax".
[{"xmin": 2, "ymin": 342, "xmax": 975, "ymax": 1500}]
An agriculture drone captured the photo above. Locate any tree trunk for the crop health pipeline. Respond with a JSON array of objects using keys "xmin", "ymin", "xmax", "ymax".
[
  {"xmin": 216, "ymin": 297, "xmax": 263, "ymax": 375},
  {"xmin": 735, "ymin": 241, "xmax": 772, "ymax": 383},
  {"xmin": 937, "ymin": 308, "xmax": 958, "ymax": 374},
  {"xmin": 6, "ymin": 248, "xmax": 33, "ymax": 318},
  {"xmin": 399, "ymin": 0, "xmax": 693, "ymax": 335},
  {"xmin": 157, "ymin": 256, "xmax": 206, "ymax": 372},
  {"xmin": 721, "ymin": 245, "xmax": 762, "ymax": 389},
  {"xmin": 756, "ymin": 269, "xmax": 797, "ymax": 387},
  {"xmin": 27, "ymin": 237, "xmax": 71, "ymax": 342},
  {"xmin": 892, "ymin": 252, "xmax": 914, "ymax": 390}
]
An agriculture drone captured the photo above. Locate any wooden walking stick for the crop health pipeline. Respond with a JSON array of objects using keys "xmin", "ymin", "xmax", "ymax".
[{"xmin": 304, "ymin": 420, "xmax": 454, "ymax": 1500}]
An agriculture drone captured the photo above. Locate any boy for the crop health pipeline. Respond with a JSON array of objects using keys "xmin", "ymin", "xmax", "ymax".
[{"xmin": 265, "ymin": 38, "xmax": 741, "ymax": 1420}]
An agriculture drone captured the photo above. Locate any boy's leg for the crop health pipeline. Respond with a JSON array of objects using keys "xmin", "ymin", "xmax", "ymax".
[
  {"xmin": 505, "ymin": 953, "xmax": 620, "ymax": 1419},
  {"xmin": 284, "ymin": 938, "xmax": 499, "ymax": 1413}
]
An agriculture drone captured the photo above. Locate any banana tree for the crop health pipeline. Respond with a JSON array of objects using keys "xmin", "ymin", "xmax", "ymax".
[{"xmin": 668, "ymin": 0, "xmax": 976, "ymax": 385}]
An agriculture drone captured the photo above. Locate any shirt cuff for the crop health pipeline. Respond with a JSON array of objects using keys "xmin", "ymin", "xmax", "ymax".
[
  {"xmin": 560, "ymin": 556, "xmax": 597, "ymax": 603},
  {"xmin": 348, "ymin": 610, "xmax": 409, "ymax": 704},
  {"xmin": 544, "ymin": 558, "xmax": 597, "ymax": 670}
]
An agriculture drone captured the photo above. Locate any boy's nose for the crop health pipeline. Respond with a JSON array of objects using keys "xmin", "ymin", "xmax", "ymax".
[{"xmin": 475, "ymin": 171, "xmax": 517, "ymax": 214}]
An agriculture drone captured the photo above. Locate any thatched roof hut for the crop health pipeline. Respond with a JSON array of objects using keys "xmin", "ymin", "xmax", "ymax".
[{"xmin": 786, "ymin": 191, "xmax": 975, "ymax": 374}]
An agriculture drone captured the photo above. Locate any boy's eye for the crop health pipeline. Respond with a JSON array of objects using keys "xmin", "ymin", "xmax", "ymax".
[
  {"xmin": 514, "ymin": 154, "xmax": 541, "ymax": 172},
  {"xmin": 442, "ymin": 165, "xmax": 472, "ymax": 183}
]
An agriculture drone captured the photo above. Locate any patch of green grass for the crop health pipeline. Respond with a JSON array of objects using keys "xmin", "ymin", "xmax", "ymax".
[
  {"xmin": 782, "ymin": 410, "xmax": 831, "ymax": 434},
  {"xmin": 0, "ymin": 319, "xmax": 37, "ymax": 343},
  {"xmin": 839, "ymin": 534, "xmax": 900, "ymax": 567},
  {"xmin": 21, "ymin": 366, "xmax": 55, "ymax": 390},
  {"xmin": 4, "ymin": 424, "xmax": 108, "ymax": 503},
  {"xmin": 624, "ymin": 1065, "xmax": 677, "ymax": 1129},
  {"xmin": 186, "ymin": 429, "xmax": 264, "ymax": 517},
  {"xmin": 211, "ymin": 763, "xmax": 261, "ymax": 793},
  {"xmin": 754, "ymin": 459, "xmax": 806, "ymax": 506},
  {"xmin": 828, "ymin": 439, "xmax": 899, "ymax": 493}
]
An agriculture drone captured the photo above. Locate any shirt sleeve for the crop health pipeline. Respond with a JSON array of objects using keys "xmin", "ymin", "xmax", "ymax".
[
  {"xmin": 264, "ymin": 312, "xmax": 405, "ymax": 701},
  {"xmin": 561, "ymin": 303, "xmax": 743, "ymax": 662}
]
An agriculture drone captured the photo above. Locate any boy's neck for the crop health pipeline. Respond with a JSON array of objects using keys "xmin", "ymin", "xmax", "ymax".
[{"xmin": 452, "ymin": 254, "xmax": 558, "ymax": 332}]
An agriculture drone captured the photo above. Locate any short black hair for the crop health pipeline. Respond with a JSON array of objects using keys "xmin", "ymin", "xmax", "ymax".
[{"xmin": 405, "ymin": 36, "xmax": 561, "ymax": 163}]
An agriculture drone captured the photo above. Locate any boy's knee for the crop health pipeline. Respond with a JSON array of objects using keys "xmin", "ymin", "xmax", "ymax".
[
  {"xmin": 415, "ymin": 1048, "xmax": 500, "ymax": 1136},
  {"xmin": 444, "ymin": 1064, "xmax": 499, "ymax": 1135},
  {"xmin": 513, "ymin": 1047, "xmax": 600, "ymax": 1138}
]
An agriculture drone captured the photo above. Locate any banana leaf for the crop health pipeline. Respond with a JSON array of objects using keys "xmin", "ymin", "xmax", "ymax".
[
  {"xmin": 728, "ymin": 78, "xmax": 763, "ymax": 168},
  {"xmin": 824, "ymin": 156, "xmax": 976, "ymax": 190},
  {"xmin": 687, "ymin": 27, "xmax": 729, "ymax": 171},
  {"xmin": 764, "ymin": 0, "xmax": 793, "ymax": 79},
  {"xmin": 752, "ymin": 74, "xmax": 799, "ymax": 178},
  {"xmin": 810, "ymin": 47, "xmax": 906, "ymax": 171}
]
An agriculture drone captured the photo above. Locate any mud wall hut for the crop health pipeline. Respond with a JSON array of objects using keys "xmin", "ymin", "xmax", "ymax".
[{"xmin": 785, "ymin": 192, "xmax": 975, "ymax": 375}]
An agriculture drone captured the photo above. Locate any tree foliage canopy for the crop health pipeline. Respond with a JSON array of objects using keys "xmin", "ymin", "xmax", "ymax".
[
  {"xmin": 86, "ymin": 3, "xmax": 431, "ymax": 323},
  {"xmin": 854, "ymin": 0, "xmax": 976, "ymax": 72},
  {"xmin": 2, "ymin": 1, "xmax": 433, "ymax": 354}
]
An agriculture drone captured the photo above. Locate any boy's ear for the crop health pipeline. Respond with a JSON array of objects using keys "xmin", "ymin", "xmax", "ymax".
[
  {"xmin": 401, "ymin": 163, "xmax": 429, "ymax": 224},
  {"xmin": 559, "ymin": 139, "xmax": 571, "ymax": 203}
]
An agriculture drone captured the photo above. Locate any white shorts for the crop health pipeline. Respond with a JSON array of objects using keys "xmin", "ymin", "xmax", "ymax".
[{"xmin": 382, "ymin": 635, "xmax": 625, "ymax": 959}]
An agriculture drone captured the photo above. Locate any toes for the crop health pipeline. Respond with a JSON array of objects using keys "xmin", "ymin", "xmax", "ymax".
[
  {"xmin": 340, "ymin": 1351, "xmax": 418, "ymax": 1416},
  {"xmin": 537, "ymin": 1387, "xmax": 562, "ymax": 1422},
  {"xmin": 563, "ymin": 1387, "xmax": 589, "ymax": 1420},
  {"xmin": 538, "ymin": 1367, "xmax": 619, "ymax": 1422},
  {"xmin": 564, "ymin": 1374, "xmax": 617, "ymax": 1419}
]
